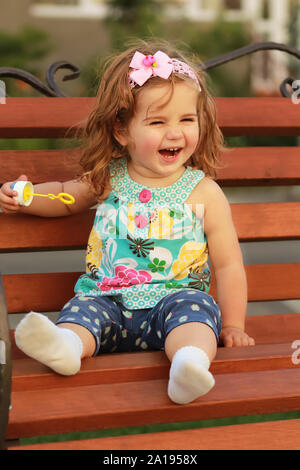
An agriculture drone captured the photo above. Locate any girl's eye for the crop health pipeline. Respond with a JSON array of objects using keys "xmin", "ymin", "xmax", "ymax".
[
  {"xmin": 182, "ymin": 118, "xmax": 195, "ymax": 122},
  {"xmin": 150, "ymin": 121, "xmax": 163, "ymax": 125}
]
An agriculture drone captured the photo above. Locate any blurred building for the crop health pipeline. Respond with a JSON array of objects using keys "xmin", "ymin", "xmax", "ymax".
[
  {"xmin": 0, "ymin": 0, "xmax": 298, "ymax": 96},
  {"xmin": 174, "ymin": 0, "xmax": 294, "ymax": 96}
]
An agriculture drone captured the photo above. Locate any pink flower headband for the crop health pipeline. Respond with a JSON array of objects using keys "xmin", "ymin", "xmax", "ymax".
[{"xmin": 128, "ymin": 51, "xmax": 201, "ymax": 91}]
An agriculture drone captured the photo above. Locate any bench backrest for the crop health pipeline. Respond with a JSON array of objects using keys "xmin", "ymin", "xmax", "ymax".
[{"xmin": 1, "ymin": 97, "xmax": 300, "ymax": 339}]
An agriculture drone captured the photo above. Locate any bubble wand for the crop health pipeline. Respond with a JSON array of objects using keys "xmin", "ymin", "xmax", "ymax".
[{"xmin": 11, "ymin": 181, "xmax": 75, "ymax": 206}]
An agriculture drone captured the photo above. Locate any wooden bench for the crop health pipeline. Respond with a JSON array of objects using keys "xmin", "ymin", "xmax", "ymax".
[{"xmin": 1, "ymin": 94, "xmax": 300, "ymax": 451}]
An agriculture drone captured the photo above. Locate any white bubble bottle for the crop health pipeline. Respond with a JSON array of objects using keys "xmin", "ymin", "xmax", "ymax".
[{"xmin": 11, "ymin": 181, "xmax": 75, "ymax": 206}]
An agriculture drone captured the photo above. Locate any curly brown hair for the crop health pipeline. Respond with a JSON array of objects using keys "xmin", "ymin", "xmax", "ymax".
[{"xmin": 78, "ymin": 39, "xmax": 225, "ymax": 201}]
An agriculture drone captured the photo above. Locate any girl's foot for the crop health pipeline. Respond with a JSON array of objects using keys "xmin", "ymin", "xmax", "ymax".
[
  {"xmin": 168, "ymin": 346, "xmax": 215, "ymax": 404},
  {"xmin": 15, "ymin": 312, "xmax": 83, "ymax": 375}
]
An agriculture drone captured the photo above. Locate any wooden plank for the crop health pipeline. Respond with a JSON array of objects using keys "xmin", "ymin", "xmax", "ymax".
[
  {"xmin": 4, "ymin": 272, "xmax": 80, "ymax": 314},
  {"xmin": 6, "ymin": 367, "xmax": 300, "ymax": 439},
  {"xmin": 231, "ymin": 202, "xmax": 300, "ymax": 241},
  {"xmin": 1, "ymin": 202, "xmax": 300, "ymax": 253},
  {"xmin": 4, "ymin": 263, "xmax": 300, "ymax": 314},
  {"xmin": 1, "ymin": 147, "xmax": 300, "ymax": 187},
  {"xmin": 10, "ymin": 418, "xmax": 300, "ymax": 450},
  {"xmin": 244, "ymin": 263, "xmax": 300, "ymax": 301},
  {"xmin": 217, "ymin": 146, "xmax": 300, "ymax": 186},
  {"xmin": 0, "ymin": 211, "xmax": 94, "ymax": 252},
  {"xmin": 0, "ymin": 98, "xmax": 94, "ymax": 138},
  {"xmin": 216, "ymin": 97, "xmax": 300, "ymax": 136},
  {"xmin": 246, "ymin": 313, "xmax": 300, "ymax": 344},
  {"xmin": 0, "ymin": 150, "xmax": 81, "ymax": 185},
  {"xmin": 10, "ymin": 343, "xmax": 297, "ymax": 392},
  {"xmin": 1, "ymin": 98, "xmax": 300, "ymax": 138}
]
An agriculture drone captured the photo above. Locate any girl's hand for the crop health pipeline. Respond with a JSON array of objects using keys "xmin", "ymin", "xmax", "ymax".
[
  {"xmin": 220, "ymin": 327, "xmax": 255, "ymax": 347},
  {"xmin": 0, "ymin": 175, "xmax": 28, "ymax": 213}
]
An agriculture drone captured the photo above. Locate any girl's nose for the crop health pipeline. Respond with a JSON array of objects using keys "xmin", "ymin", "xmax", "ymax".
[{"xmin": 165, "ymin": 127, "xmax": 183, "ymax": 139}]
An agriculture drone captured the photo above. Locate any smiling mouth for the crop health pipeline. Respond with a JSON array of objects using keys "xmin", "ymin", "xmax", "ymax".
[{"xmin": 158, "ymin": 147, "xmax": 182, "ymax": 159}]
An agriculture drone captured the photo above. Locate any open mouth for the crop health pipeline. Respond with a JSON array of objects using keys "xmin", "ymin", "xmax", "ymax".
[{"xmin": 158, "ymin": 147, "xmax": 182, "ymax": 160}]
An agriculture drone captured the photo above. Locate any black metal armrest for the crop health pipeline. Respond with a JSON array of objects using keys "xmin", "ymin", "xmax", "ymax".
[{"xmin": 0, "ymin": 274, "xmax": 11, "ymax": 450}]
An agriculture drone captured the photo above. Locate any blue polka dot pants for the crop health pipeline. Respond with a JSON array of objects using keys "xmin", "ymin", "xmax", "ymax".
[{"xmin": 56, "ymin": 289, "xmax": 222, "ymax": 356}]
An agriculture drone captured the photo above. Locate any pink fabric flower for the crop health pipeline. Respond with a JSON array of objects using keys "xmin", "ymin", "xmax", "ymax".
[
  {"xmin": 128, "ymin": 50, "xmax": 201, "ymax": 91},
  {"xmin": 98, "ymin": 265, "xmax": 152, "ymax": 291},
  {"xmin": 129, "ymin": 51, "xmax": 173, "ymax": 87}
]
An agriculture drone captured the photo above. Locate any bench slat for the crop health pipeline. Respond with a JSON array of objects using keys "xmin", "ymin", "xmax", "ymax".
[
  {"xmin": 0, "ymin": 98, "xmax": 94, "ymax": 138},
  {"xmin": 0, "ymin": 211, "xmax": 94, "ymax": 252},
  {"xmin": 1, "ymin": 98, "xmax": 299, "ymax": 138},
  {"xmin": 0, "ymin": 150, "xmax": 80, "ymax": 184},
  {"xmin": 216, "ymin": 97, "xmax": 300, "ymax": 136},
  {"xmin": 9, "ymin": 418, "xmax": 300, "ymax": 450},
  {"xmin": 4, "ymin": 272, "xmax": 80, "ymax": 314},
  {"xmin": 6, "ymin": 367, "xmax": 300, "ymax": 439},
  {"xmin": 4, "ymin": 264, "xmax": 300, "ymax": 314},
  {"xmin": 231, "ymin": 202, "xmax": 300, "ymax": 241},
  {"xmin": 1, "ymin": 147, "xmax": 300, "ymax": 186},
  {"xmin": 217, "ymin": 146, "xmax": 300, "ymax": 186},
  {"xmin": 245, "ymin": 313, "xmax": 300, "ymax": 344},
  {"xmin": 1, "ymin": 202, "xmax": 300, "ymax": 253},
  {"xmin": 11, "ymin": 343, "xmax": 297, "ymax": 392}
]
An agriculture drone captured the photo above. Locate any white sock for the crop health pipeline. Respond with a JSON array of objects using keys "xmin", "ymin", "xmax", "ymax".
[
  {"xmin": 15, "ymin": 312, "xmax": 83, "ymax": 376},
  {"xmin": 168, "ymin": 346, "xmax": 215, "ymax": 404}
]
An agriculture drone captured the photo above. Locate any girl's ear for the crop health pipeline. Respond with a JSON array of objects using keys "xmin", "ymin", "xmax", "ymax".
[{"xmin": 113, "ymin": 122, "xmax": 129, "ymax": 147}]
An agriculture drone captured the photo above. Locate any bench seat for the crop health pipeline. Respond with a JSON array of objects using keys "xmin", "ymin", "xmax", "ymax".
[
  {"xmin": 10, "ymin": 418, "xmax": 300, "ymax": 450},
  {"xmin": 1, "ymin": 94, "xmax": 300, "ymax": 450},
  {"xmin": 6, "ymin": 324, "xmax": 300, "ymax": 442}
]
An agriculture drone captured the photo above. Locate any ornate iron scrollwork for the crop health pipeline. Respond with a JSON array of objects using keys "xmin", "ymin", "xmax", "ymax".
[
  {"xmin": 0, "ymin": 61, "xmax": 80, "ymax": 97},
  {"xmin": 0, "ymin": 42, "xmax": 299, "ymax": 97},
  {"xmin": 202, "ymin": 41, "xmax": 300, "ymax": 98}
]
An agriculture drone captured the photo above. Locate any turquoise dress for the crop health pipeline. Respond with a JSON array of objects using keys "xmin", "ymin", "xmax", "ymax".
[{"xmin": 74, "ymin": 157, "xmax": 211, "ymax": 309}]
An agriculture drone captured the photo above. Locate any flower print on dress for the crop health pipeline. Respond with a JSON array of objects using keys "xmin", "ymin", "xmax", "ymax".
[
  {"xmin": 148, "ymin": 208, "xmax": 174, "ymax": 239},
  {"xmin": 86, "ymin": 225, "xmax": 103, "ymax": 279},
  {"xmin": 127, "ymin": 202, "xmax": 136, "ymax": 234},
  {"xmin": 148, "ymin": 205, "xmax": 196, "ymax": 240},
  {"xmin": 165, "ymin": 280, "xmax": 183, "ymax": 289},
  {"xmin": 97, "ymin": 264, "xmax": 152, "ymax": 291},
  {"xmin": 75, "ymin": 158, "xmax": 211, "ymax": 308},
  {"xmin": 95, "ymin": 203, "xmax": 118, "ymax": 238},
  {"xmin": 171, "ymin": 241, "xmax": 208, "ymax": 280},
  {"xmin": 148, "ymin": 246, "xmax": 173, "ymax": 280},
  {"xmin": 168, "ymin": 208, "xmax": 184, "ymax": 220},
  {"xmin": 127, "ymin": 233, "xmax": 154, "ymax": 258},
  {"xmin": 148, "ymin": 257, "xmax": 166, "ymax": 273},
  {"xmin": 187, "ymin": 266, "xmax": 211, "ymax": 292}
]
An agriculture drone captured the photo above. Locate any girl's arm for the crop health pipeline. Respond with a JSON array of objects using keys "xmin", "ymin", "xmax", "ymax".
[
  {"xmin": 1, "ymin": 175, "xmax": 98, "ymax": 217},
  {"xmin": 201, "ymin": 178, "xmax": 255, "ymax": 347}
]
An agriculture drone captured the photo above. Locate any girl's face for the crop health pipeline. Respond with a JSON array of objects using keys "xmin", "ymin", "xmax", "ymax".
[{"xmin": 116, "ymin": 81, "xmax": 200, "ymax": 187}]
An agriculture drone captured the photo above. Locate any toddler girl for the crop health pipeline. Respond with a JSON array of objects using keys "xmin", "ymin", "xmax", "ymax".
[{"xmin": 0, "ymin": 40, "xmax": 254, "ymax": 404}]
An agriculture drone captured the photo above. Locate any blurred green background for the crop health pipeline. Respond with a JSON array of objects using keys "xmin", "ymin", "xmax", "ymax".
[
  {"xmin": 1, "ymin": 0, "xmax": 300, "ymax": 446},
  {"xmin": 1, "ymin": 0, "xmax": 299, "ymax": 150}
]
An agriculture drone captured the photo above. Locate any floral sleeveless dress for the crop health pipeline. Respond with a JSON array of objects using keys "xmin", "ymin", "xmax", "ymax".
[{"xmin": 74, "ymin": 157, "xmax": 211, "ymax": 309}]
